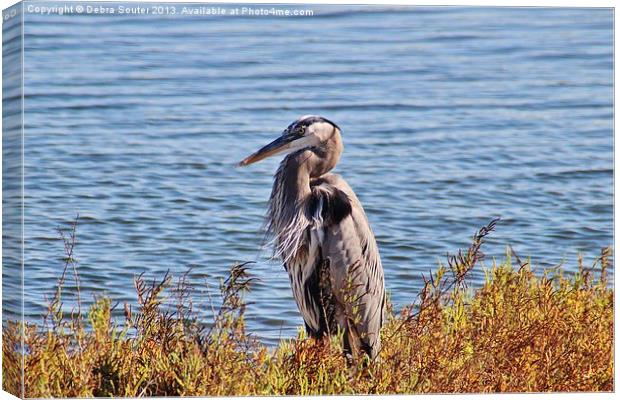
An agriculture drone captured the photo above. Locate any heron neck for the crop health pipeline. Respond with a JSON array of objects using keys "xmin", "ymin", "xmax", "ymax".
[
  {"xmin": 266, "ymin": 130, "xmax": 343, "ymax": 262},
  {"xmin": 289, "ymin": 142, "xmax": 342, "ymax": 191},
  {"xmin": 279, "ymin": 152, "xmax": 313, "ymax": 204},
  {"xmin": 275, "ymin": 131, "xmax": 343, "ymax": 210},
  {"xmin": 309, "ymin": 131, "xmax": 343, "ymax": 178}
]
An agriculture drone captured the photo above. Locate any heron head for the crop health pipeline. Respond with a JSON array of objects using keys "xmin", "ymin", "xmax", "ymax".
[{"xmin": 238, "ymin": 115, "xmax": 340, "ymax": 166}]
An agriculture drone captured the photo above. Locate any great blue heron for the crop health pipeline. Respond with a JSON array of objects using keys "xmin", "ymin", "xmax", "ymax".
[{"xmin": 238, "ymin": 115, "xmax": 386, "ymax": 359}]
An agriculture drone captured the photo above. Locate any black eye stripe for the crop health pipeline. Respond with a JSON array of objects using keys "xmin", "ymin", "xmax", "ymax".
[{"xmin": 283, "ymin": 116, "xmax": 340, "ymax": 136}]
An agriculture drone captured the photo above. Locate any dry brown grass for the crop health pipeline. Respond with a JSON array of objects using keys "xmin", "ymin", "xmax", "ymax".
[{"xmin": 2, "ymin": 220, "xmax": 614, "ymax": 396}]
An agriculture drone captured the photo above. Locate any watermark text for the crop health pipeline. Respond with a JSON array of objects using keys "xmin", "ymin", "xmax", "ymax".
[{"xmin": 24, "ymin": 3, "xmax": 315, "ymax": 17}]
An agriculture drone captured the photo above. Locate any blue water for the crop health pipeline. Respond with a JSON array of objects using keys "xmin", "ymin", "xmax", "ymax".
[{"xmin": 13, "ymin": 4, "xmax": 614, "ymax": 345}]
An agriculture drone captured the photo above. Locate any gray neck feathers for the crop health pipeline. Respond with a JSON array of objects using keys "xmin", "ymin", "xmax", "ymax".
[{"xmin": 265, "ymin": 134, "xmax": 342, "ymax": 264}]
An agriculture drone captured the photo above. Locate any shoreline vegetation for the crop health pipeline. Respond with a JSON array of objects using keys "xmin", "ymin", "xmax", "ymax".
[{"xmin": 2, "ymin": 220, "xmax": 614, "ymax": 396}]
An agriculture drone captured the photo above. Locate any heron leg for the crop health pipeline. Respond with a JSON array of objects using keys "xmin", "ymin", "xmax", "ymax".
[{"xmin": 318, "ymin": 259, "xmax": 338, "ymax": 336}]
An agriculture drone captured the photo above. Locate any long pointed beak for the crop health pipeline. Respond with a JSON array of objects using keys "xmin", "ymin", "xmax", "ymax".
[{"xmin": 238, "ymin": 135, "xmax": 296, "ymax": 167}]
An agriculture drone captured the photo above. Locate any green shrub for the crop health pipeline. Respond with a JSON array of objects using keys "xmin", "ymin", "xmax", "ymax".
[{"xmin": 2, "ymin": 221, "xmax": 613, "ymax": 396}]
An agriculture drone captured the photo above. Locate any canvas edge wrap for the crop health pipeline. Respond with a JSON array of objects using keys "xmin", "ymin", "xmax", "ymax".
[{"xmin": 3, "ymin": 2, "xmax": 25, "ymax": 398}]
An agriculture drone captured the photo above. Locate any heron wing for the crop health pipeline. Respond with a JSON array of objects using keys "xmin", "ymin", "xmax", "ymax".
[
  {"xmin": 310, "ymin": 174, "xmax": 386, "ymax": 358},
  {"xmin": 284, "ymin": 251, "xmax": 330, "ymax": 337}
]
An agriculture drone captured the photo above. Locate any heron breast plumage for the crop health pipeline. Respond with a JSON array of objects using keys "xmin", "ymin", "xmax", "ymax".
[{"xmin": 279, "ymin": 173, "xmax": 385, "ymax": 358}]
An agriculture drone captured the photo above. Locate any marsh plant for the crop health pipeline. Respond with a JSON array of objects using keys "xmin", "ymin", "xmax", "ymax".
[{"xmin": 2, "ymin": 219, "xmax": 613, "ymax": 396}]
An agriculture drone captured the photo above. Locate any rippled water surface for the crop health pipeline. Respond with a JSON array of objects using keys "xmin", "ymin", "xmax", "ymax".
[{"xmin": 14, "ymin": 5, "xmax": 614, "ymax": 344}]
